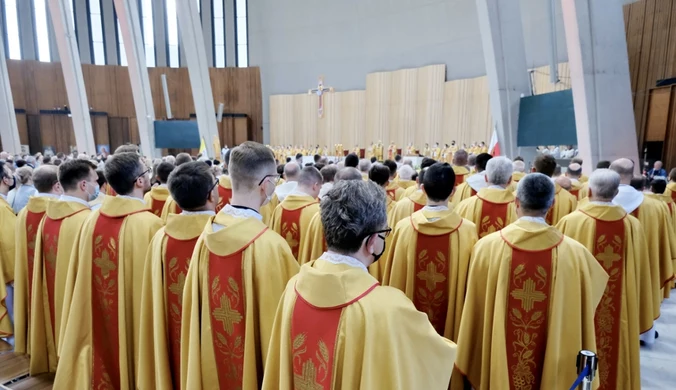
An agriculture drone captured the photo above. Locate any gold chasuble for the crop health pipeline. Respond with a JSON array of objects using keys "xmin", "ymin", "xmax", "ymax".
[
  {"xmin": 298, "ymin": 212, "xmax": 326, "ymax": 265},
  {"xmin": 138, "ymin": 212, "xmax": 212, "ymax": 389},
  {"xmin": 556, "ymin": 203, "xmax": 652, "ymax": 389},
  {"xmin": 143, "ymin": 186, "xmax": 171, "ymax": 218},
  {"xmin": 270, "ymin": 194, "xmax": 320, "ymax": 260},
  {"xmin": 54, "ymin": 196, "xmax": 163, "ymax": 389},
  {"xmin": 455, "ymin": 188, "xmax": 517, "ymax": 238},
  {"xmin": 29, "ymin": 199, "xmax": 91, "ymax": 375},
  {"xmin": 260, "ymin": 193, "xmax": 280, "ymax": 226},
  {"xmin": 544, "ymin": 183, "xmax": 577, "ymax": 225},
  {"xmin": 665, "ymin": 182, "xmax": 676, "ymax": 202},
  {"xmin": 569, "ymin": 180, "xmax": 585, "ymax": 200},
  {"xmin": 0, "ymin": 196, "xmax": 16, "ymax": 284},
  {"xmin": 506, "ymin": 171, "xmax": 526, "ymax": 193},
  {"xmin": 454, "ymin": 219, "xmax": 608, "ymax": 390},
  {"xmin": 388, "ymin": 190, "xmax": 428, "ymax": 226},
  {"xmin": 14, "ymin": 195, "xmax": 51, "ymax": 354},
  {"xmin": 215, "ymin": 175, "xmax": 233, "ymax": 213},
  {"xmin": 180, "ymin": 210, "xmax": 299, "ymax": 389},
  {"xmin": 382, "ymin": 207, "xmax": 477, "ymax": 341},
  {"xmin": 402, "ymin": 184, "xmax": 418, "ymax": 198},
  {"xmin": 397, "ymin": 179, "xmax": 416, "ymax": 190},
  {"xmin": 644, "ymin": 192, "xmax": 676, "ymax": 295},
  {"xmin": 452, "ymin": 165, "xmax": 470, "ymax": 186},
  {"xmin": 159, "ymin": 195, "xmax": 183, "ymax": 223},
  {"xmin": 385, "ymin": 182, "xmax": 405, "ymax": 201},
  {"xmin": 262, "ymin": 257, "xmax": 457, "ymax": 390}
]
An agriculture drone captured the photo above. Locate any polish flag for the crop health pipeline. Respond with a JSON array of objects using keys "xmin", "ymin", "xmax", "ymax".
[{"xmin": 489, "ymin": 128, "xmax": 500, "ymax": 156}]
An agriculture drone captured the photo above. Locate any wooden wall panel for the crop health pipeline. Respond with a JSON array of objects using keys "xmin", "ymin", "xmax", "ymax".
[
  {"xmin": 16, "ymin": 114, "xmax": 28, "ymax": 146},
  {"xmin": 442, "ymin": 76, "xmax": 492, "ymax": 148},
  {"xmin": 92, "ymin": 115, "xmax": 110, "ymax": 147},
  {"xmin": 269, "ymin": 95, "xmax": 295, "ymax": 146}
]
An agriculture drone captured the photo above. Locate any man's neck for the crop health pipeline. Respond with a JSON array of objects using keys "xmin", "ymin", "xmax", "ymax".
[
  {"xmin": 183, "ymin": 206, "xmax": 214, "ymax": 213},
  {"xmin": 0, "ymin": 187, "xmax": 7, "ymax": 197},
  {"xmin": 63, "ymin": 191, "xmax": 87, "ymax": 202},
  {"xmin": 124, "ymin": 189, "xmax": 145, "ymax": 200},
  {"xmin": 489, "ymin": 183, "xmax": 508, "ymax": 189},
  {"xmin": 590, "ymin": 197, "xmax": 614, "ymax": 203},
  {"xmin": 230, "ymin": 192, "xmax": 262, "ymax": 212},
  {"xmin": 426, "ymin": 199, "xmax": 448, "ymax": 207}
]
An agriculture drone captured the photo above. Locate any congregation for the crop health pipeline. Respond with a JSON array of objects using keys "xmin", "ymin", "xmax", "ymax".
[{"xmin": 0, "ymin": 142, "xmax": 673, "ymax": 389}]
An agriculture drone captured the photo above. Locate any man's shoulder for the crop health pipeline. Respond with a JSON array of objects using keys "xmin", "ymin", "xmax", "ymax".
[
  {"xmin": 361, "ymin": 285, "xmax": 416, "ymax": 311},
  {"xmin": 558, "ymin": 235, "xmax": 594, "ymax": 258}
]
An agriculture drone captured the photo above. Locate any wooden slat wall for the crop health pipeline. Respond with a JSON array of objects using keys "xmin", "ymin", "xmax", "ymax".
[
  {"xmin": 5, "ymin": 59, "xmax": 263, "ymax": 154},
  {"xmin": 624, "ymin": 0, "xmax": 676, "ymax": 145}
]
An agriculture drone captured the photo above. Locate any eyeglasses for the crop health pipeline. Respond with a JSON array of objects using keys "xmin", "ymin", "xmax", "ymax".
[
  {"xmin": 362, "ymin": 227, "xmax": 392, "ymax": 241},
  {"xmin": 257, "ymin": 174, "xmax": 281, "ymax": 186},
  {"xmin": 209, "ymin": 179, "xmax": 219, "ymax": 193},
  {"xmin": 135, "ymin": 168, "xmax": 151, "ymax": 182}
]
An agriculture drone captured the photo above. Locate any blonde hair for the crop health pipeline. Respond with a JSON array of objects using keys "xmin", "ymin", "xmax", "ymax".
[{"xmin": 16, "ymin": 166, "xmax": 34, "ymax": 185}]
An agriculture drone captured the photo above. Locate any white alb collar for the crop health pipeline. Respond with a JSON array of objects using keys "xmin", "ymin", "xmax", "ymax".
[
  {"xmin": 519, "ymin": 216, "xmax": 548, "ymax": 225},
  {"xmin": 488, "ymin": 185, "xmax": 506, "ymax": 190},
  {"xmin": 423, "ymin": 204, "xmax": 448, "ymax": 211},
  {"xmin": 181, "ymin": 210, "xmax": 216, "ymax": 216},
  {"xmin": 59, "ymin": 194, "xmax": 91, "ymax": 208},
  {"xmin": 220, "ymin": 204, "xmax": 262, "ymax": 221},
  {"xmin": 36, "ymin": 192, "xmax": 61, "ymax": 199},
  {"xmin": 320, "ymin": 251, "xmax": 368, "ymax": 273},
  {"xmin": 117, "ymin": 194, "xmax": 146, "ymax": 204},
  {"xmin": 613, "ymin": 185, "xmax": 644, "ymax": 214},
  {"xmin": 466, "ymin": 171, "xmax": 488, "ymax": 192},
  {"xmin": 590, "ymin": 201, "xmax": 615, "ymax": 206}
]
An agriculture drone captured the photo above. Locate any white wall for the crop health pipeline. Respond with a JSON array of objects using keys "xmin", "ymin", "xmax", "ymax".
[{"xmin": 249, "ymin": 0, "xmax": 569, "ymax": 142}]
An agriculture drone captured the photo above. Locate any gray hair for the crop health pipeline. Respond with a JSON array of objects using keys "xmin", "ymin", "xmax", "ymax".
[
  {"xmin": 164, "ymin": 155, "xmax": 176, "ymax": 165},
  {"xmin": 516, "ymin": 173, "xmax": 555, "ymax": 214},
  {"xmin": 403, "ymin": 159, "xmax": 413, "ymax": 167},
  {"xmin": 513, "ymin": 160, "xmax": 525, "ymax": 173},
  {"xmin": 283, "ymin": 162, "xmax": 300, "ymax": 181},
  {"xmin": 486, "ymin": 156, "xmax": 513, "ymax": 186},
  {"xmin": 398, "ymin": 165, "xmax": 415, "ymax": 180},
  {"xmin": 588, "ymin": 169, "xmax": 620, "ymax": 200},
  {"xmin": 358, "ymin": 159, "xmax": 372, "ymax": 173},
  {"xmin": 321, "ymin": 180, "xmax": 387, "ymax": 254}
]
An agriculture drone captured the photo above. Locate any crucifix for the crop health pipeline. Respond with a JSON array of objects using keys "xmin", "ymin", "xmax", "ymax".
[{"xmin": 308, "ymin": 76, "xmax": 334, "ymax": 118}]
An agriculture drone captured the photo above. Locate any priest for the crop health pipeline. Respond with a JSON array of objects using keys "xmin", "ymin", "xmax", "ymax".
[
  {"xmin": 451, "ymin": 150, "xmax": 470, "ymax": 186},
  {"xmin": 389, "ymin": 168, "xmax": 430, "ymax": 225},
  {"xmin": 262, "ymin": 180, "xmax": 457, "ymax": 390},
  {"xmin": 383, "ymin": 160, "xmax": 404, "ymax": 201},
  {"xmin": 454, "ymin": 173, "xmax": 608, "ymax": 389},
  {"xmin": 29, "ymin": 159, "xmax": 98, "ymax": 374},
  {"xmin": 54, "ymin": 153, "xmax": 163, "ymax": 389},
  {"xmin": 215, "ymin": 149, "xmax": 233, "ymax": 213},
  {"xmin": 180, "ymin": 142, "xmax": 299, "ymax": 389},
  {"xmin": 556, "ymin": 169, "xmax": 652, "ymax": 389},
  {"xmin": 664, "ymin": 168, "xmax": 676, "ymax": 202},
  {"xmin": 270, "ymin": 167, "xmax": 322, "ymax": 259},
  {"xmin": 533, "ymin": 154, "xmax": 577, "ymax": 224},
  {"xmin": 143, "ymin": 161, "xmax": 175, "ymax": 217},
  {"xmin": 455, "ymin": 157, "xmax": 517, "ymax": 237},
  {"xmin": 565, "ymin": 163, "xmax": 585, "ymax": 199},
  {"xmin": 365, "ymin": 164, "xmax": 398, "ymax": 280},
  {"xmin": 0, "ymin": 161, "xmax": 15, "ymax": 340},
  {"xmin": 451, "ymin": 153, "xmax": 492, "ymax": 204},
  {"xmin": 396, "ymin": 164, "xmax": 416, "ymax": 190},
  {"xmin": 160, "ymin": 152, "xmax": 196, "ymax": 221},
  {"xmin": 138, "ymin": 162, "xmax": 218, "ymax": 389},
  {"xmin": 506, "ymin": 159, "xmax": 526, "ymax": 192},
  {"xmin": 382, "ymin": 163, "xmax": 477, "ymax": 343},
  {"xmin": 610, "ymin": 158, "xmax": 674, "ymax": 332},
  {"xmin": 14, "ymin": 165, "xmax": 62, "ymax": 355},
  {"xmin": 298, "ymin": 167, "xmax": 363, "ymax": 265}
]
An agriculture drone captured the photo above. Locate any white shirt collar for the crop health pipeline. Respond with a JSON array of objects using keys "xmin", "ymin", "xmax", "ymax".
[
  {"xmin": 320, "ymin": 251, "xmax": 368, "ymax": 273},
  {"xmin": 219, "ymin": 204, "xmax": 262, "ymax": 221},
  {"xmin": 290, "ymin": 187, "xmax": 313, "ymax": 197},
  {"xmin": 117, "ymin": 194, "xmax": 146, "ymax": 204},
  {"xmin": 519, "ymin": 216, "xmax": 548, "ymax": 225},
  {"xmin": 488, "ymin": 185, "xmax": 506, "ymax": 190},
  {"xmin": 36, "ymin": 192, "xmax": 61, "ymax": 199},
  {"xmin": 590, "ymin": 201, "xmax": 615, "ymax": 206},
  {"xmin": 0, "ymin": 193, "xmax": 6, "ymax": 201},
  {"xmin": 59, "ymin": 194, "xmax": 91, "ymax": 208},
  {"xmin": 423, "ymin": 204, "xmax": 448, "ymax": 211},
  {"xmin": 158, "ymin": 184, "xmax": 168, "ymax": 188},
  {"xmin": 181, "ymin": 210, "xmax": 216, "ymax": 216}
]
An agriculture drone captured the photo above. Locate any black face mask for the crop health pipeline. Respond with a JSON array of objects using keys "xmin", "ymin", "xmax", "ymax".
[
  {"xmin": 371, "ymin": 236, "xmax": 387, "ymax": 263},
  {"xmin": 7, "ymin": 176, "xmax": 16, "ymax": 191}
]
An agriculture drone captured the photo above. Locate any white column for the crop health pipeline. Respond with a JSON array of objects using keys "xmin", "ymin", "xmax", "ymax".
[
  {"xmin": 224, "ymin": 0, "xmax": 236, "ymax": 67},
  {"xmin": 176, "ymin": 0, "xmax": 219, "ymax": 157},
  {"xmin": 101, "ymin": 0, "xmax": 119, "ymax": 65},
  {"xmin": 113, "ymin": 0, "xmax": 157, "ymax": 157},
  {"xmin": 0, "ymin": 34, "xmax": 21, "ymax": 154},
  {"xmin": 152, "ymin": 0, "xmax": 167, "ymax": 67},
  {"xmin": 475, "ymin": 0, "xmax": 531, "ymax": 159},
  {"xmin": 17, "ymin": 0, "xmax": 37, "ymax": 60},
  {"xmin": 561, "ymin": 0, "xmax": 639, "ymax": 172},
  {"xmin": 201, "ymin": 0, "xmax": 214, "ymax": 66},
  {"xmin": 47, "ymin": 0, "xmax": 96, "ymax": 154},
  {"xmin": 73, "ymin": 0, "xmax": 92, "ymax": 63}
]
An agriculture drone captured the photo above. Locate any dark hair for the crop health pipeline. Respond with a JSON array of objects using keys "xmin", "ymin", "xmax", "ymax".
[
  {"xmin": 320, "ymin": 165, "xmax": 338, "ymax": 183},
  {"xmin": 296, "ymin": 153, "xmax": 303, "ymax": 160},
  {"xmin": 395, "ymin": 155, "xmax": 402, "ymax": 162},
  {"xmin": 418, "ymin": 168, "xmax": 428, "ymax": 184},
  {"xmin": 513, "ymin": 156, "xmax": 524, "ymax": 162},
  {"xmin": 651, "ymin": 179, "xmax": 667, "ymax": 194},
  {"xmin": 345, "ymin": 153, "xmax": 359, "ymax": 168},
  {"xmin": 175, "ymin": 153, "xmax": 192, "ymax": 166},
  {"xmin": 411, "ymin": 172, "xmax": 418, "ymax": 182},
  {"xmin": 421, "ymin": 157, "xmax": 437, "ymax": 169},
  {"xmin": 0, "ymin": 161, "xmax": 10, "ymax": 180},
  {"xmin": 224, "ymin": 149, "xmax": 232, "ymax": 166},
  {"xmin": 304, "ymin": 162, "xmax": 313, "ymax": 167},
  {"xmin": 475, "ymin": 153, "xmax": 493, "ymax": 171},
  {"xmin": 96, "ymin": 170, "xmax": 107, "ymax": 187},
  {"xmin": 33, "ymin": 166, "xmax": 60, "ymax": 193},
  {"xmin": 15, "ymin": 159, "xmax": 26, "ymax": 168},
  {"xmin": 314, "ymin": 163, "xmax": 325, "ymax": 171},
  {"xmin": 286, "ymin": 157, "xmax": 291, "ymax": 163},
  {"xmin": 369, "ymin": 164, "xmax": 390, "ymax": 186},
  {"xmin": 104, "ymin": 152, "xmax": 144, "ymax": 195},
  {"xmin": 314, "ymin": 154, "xmax": 321, "ymax": 163},
  {"xmin": 596, "ymin": 160, "xmax": 611, "ymax": 169},
  {"xmin": 168, "ymin": 162, "xmax": 214, "ymax": 210},
  {"xmin": 370, "ymin": 156, "xmax": 377, "ymax": 164},
  {"xmin": 533, "ymin": 155, "xmax": 557, "ymax": 177},
  {"xmin": 53, "ymin": 158, "xmax": 62, "ymax": 166},
  {"xmin": 204, "ymin": 160, "xmax": 213, "ymax": 167},
  {"xmin": 156, "ymin": 162, "xmax": 175, "ymax": 184},
  {"xmin": 630, "ymin": 176, "xmax": 646, "ymax": 191},
  {"xmin": 383, "ymin": 160, "xmax": 397, "ymax": 177},
  {"xmin": 56, "ymin": 152, "xmax": 65, "ymax": 159},
  {"xmin": 43, "ymin": 155, "xmax": 52, "ymax": 164},
  {"xmin": 213, "ymin": 159, "xmax": 221, "ymax": 165},
  {"xmin": 58, "ymin": 159, "xmax": 97, "ymax": 192},
  {"xmin": 276, "ymin": 164, "xmax": 285, "ymax": 175},
  {"xmin": 423, "ymin": 163, "xmax": 455, "ymax": 202}
]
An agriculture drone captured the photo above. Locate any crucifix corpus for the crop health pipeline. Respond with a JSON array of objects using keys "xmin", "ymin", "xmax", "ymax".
[{"xmin": 308, "ymin": 76, "xmax": 334, "ymax": 118}]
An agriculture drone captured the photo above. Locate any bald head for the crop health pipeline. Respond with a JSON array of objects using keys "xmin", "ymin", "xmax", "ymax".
[
  {"xmin": 33, "ymin": 165, "xmax": 61, "ymax": 194},
  {"xmin": 513, "ymin": 160, "xmax": 525, "ymax": 173},
  {"xmin": 555, "ymin": 176, "xmax": 572, "ymax": 191},
  {"xmin": 609, "ymin": 158, "xmax": 634, "ymax": 184},
  {"xmin": 453, "ymin": 149, "xmax": 468, "ymax": 166},
  {"xmin": 335, "ymin": 167, "xmax": 363, "ymax": 182},
  {"xmin": 283, "ymin": 162, "xmax": 300, "ymax": 182},
  {"xmin": 566, "ymin": 163, "xmax": 582, "ymax": 179}
]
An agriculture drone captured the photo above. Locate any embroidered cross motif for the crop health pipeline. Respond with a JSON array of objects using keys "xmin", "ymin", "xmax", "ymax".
[
  {"xmin": 293, "ymin": 360, "xmax": 324, "ymax": 390},
  {"xmin": 596, "ymin": 244, "xmax": 621, "ymax": 269},
  {"xmin": 510, "ymin": 278, "xmax": 546, "ymax": 312},
  {"xmin": 417, "ymin": 262, "xmax": 447, "ymax": 290},
  {"xmin": 212, "ymin": 294, "xmax": 243, "ymax": 336}
]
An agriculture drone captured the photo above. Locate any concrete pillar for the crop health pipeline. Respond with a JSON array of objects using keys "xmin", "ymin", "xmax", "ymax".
[
  {"xmin": 17, "ymin": 0, "xmax": 37, "ymax": 60},
  {"xmin": 0, "ymin": 32, "xmax": 21, "ymax": 153},
  {"xmin": 73, "ymin": 0, "xmax": 91, "ymax": 64},
  {"xmin": 561, "ymin": 0, "xmax": 639, "ymax": 172},
  {"xmin": 101, "ymin": 0, "xmax": 119, "ymax": 65},
  {"xmin": 47, "ymin": 6, "xmax": 60, "ymax": 62},
  {"xmin": 46, "ymin": 0, "xmax": 97, "ymax": 154},
  {"xmin": 152, "ymin": 0, "xmax": 167, "ymax": 67},
  {"xmin": 201, "ymin": 0, "xmax": 214, "ymax": 66},
  {"xmin": 475, "ymin": 0, "xmax": 531, "ymax": 159},
  {"xmin": 113, "ymin": 0, "xmax": 157, "ymax": 157},
  {"xmin": 224, "ymin": 0, "xmax": 236, "ymax": 67},
  {"xmin": 176, "ymin": 0, "xmax": 219, "ymax": 157}
]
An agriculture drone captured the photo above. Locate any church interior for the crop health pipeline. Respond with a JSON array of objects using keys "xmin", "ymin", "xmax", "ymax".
[{"xmin": 0, "ymin": 0, "xmax": 676, "ymax": 389}]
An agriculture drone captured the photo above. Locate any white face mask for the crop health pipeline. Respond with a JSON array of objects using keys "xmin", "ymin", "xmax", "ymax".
[
  {"xmin": 261, "ymin": 179, "xmax": 274, "ymax": 206},
  {"xmin": 86, "ymin": 182, "xmax": 100, "ymax": 202}
]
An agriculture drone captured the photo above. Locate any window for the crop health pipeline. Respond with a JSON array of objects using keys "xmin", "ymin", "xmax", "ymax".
[
  {"xmin": 89, "ymin": 0, "xmax": 105, "ymax": 65},
  {"xmin": 4, "ymin": 0, "xmax": 21, "ymax": 59},
  {"xmin": 141, "ymin": 0, "xmax": 154, "ymax": 67},
  {"xmin": 165, "ymin": 0, "xmax": 179, "ymax": 67},
  {"xmin": 213, "ymin": 0, "xmax": 225, "ymax": 67},
  {"xmin": 69, "ymin": 0, "xmax": 75, "ymax": 31},
  {"xmin": 33, "ymin": 0, "xmax": 50, "ymax": 62},
  {"xmin": 234, "ymin": 0, "xmax": 248, "ymax": 67},
  {"xmin": 117, "ymin": 20, "xmax": 127, "ymax": 66}
]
